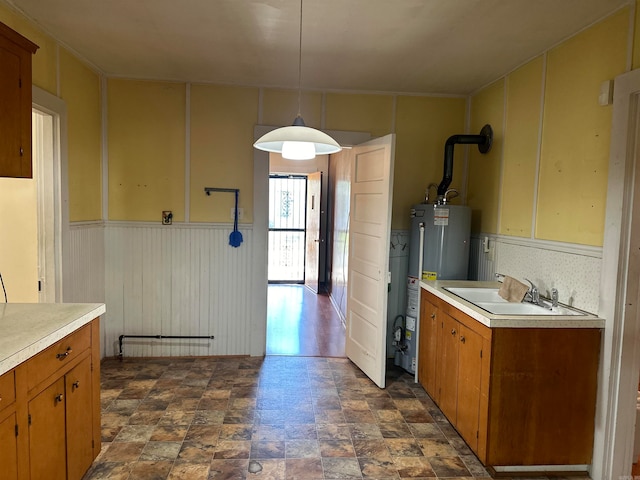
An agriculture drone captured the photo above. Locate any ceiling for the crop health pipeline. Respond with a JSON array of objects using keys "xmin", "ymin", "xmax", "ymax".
[{"xmin": 2, "ymin": 0, "xmax": 629, "ymax": 95}]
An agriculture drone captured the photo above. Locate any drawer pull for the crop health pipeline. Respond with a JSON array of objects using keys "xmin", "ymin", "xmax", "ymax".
[
  {"xmin": 460, "ymin": 335, "xmax": 466, "ymax": 344},
  {"xmin": 55, "ymin": 393, "xmax": 64, "ymax": 403},
  {"xmin": 56, "ymin": 346, "xmax": 72, "ymax": 360},
  {"xmin": 451, "ymin": 329, "xmax": 457, "ymax": 336},
  {"xmin": 430, "ymin": 313, "xmax": 436, "ymax": 319},
  {"xmin": 72, "ymin": 381, "xmax": 80, "ymax": 390}
]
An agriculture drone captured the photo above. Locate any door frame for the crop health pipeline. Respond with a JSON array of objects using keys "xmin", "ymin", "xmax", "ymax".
[
  {"xmin": 595, "ymin": 67, "xmax": 640, "ymax": 479},
  {"xmin": 252, "ymin": 126, "xmax": 372, "ymax": 356},
  {"xmin": 32, "ymin": 86, "xmax": 68, "ymax": 303}
]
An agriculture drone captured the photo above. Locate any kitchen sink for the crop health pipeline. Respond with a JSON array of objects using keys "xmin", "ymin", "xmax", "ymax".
[{"xmin": 443, "ymin": 286, "xmax": 586, "ymax": 316}]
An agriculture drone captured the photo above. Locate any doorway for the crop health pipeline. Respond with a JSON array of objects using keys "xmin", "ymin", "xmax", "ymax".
[
  {"xmin": 32, "ymin": 105, "xmax": 62, "ymax": 303},
  {"xmin": 268, "ymin": 175, "xmax": 307, "ymax": 283},
  {"xmin": 266, "ymin": 169, "xmax": 344, "ymax": 356}
]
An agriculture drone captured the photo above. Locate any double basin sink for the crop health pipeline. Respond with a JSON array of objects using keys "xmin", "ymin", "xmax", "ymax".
[{"xmin": 443, "ymin": 287, "xmax": 585, "ymax": 316}]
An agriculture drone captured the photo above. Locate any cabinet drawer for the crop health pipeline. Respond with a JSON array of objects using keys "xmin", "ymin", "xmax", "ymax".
[
  {"xmin": 27, "ymin": 324, "xmax": 91, "ymax": 391},
  {"xmin": 0, "ymin": 370, "xmax": 15, "ymax": 412}
]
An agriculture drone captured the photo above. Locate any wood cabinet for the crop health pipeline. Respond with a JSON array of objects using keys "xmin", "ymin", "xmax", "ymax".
[
  {"xmin": 419, "ymin": 294, "xmax": 490, "ymax": 453},
  {"xmin": 0, "ymin": 22, "xmax": 38, "ymax": 178},
  {"xmin": 0, "ymin": 370, "xmax": 18, "ymax": 480},
  {"xmin": 418, "ymin": 288, "xmax": 600, "ymax": 472},
  {"xmin": 4, "ymin": 319, "xmax": 100, "ymax": 480},
  {"xmin": 28, "ymin": 378, "xmax": 66, "ymax": 480},
  {"xmin": 417, "ymin": 296, "xmax": 438, "ymax": 397}
]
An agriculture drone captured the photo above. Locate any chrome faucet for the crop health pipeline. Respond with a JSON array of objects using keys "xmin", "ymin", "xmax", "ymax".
[
  {"xmin": 551, "ymin": 288, "xmax": 559, "ymax": 307},
  {"xmin": 524, "ymin": 278, "xmax": 539, "ymax": 305}
]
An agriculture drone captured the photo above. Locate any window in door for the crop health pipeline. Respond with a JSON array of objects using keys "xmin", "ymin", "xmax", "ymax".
[{"xmin": 268, "ymin": 175, "xmax": 307, "ymax": 283}]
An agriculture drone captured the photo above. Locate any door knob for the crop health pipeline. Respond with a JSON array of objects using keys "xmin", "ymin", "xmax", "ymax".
[{"xmin": 55, "ymin": 393, "xmax": 64, "ymax": 403}]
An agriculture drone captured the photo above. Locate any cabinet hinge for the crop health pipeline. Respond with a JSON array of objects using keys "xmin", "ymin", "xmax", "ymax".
[
  {"xmin": 28, "ymin": 414, "xmax": 31, "ymax": 426},
  {"xmin": 18, "ymin": 77, "xmax": 22, "ymax": 88},
  {"xmin": 480, "ymin": 349, "xmax": 483, "ymax": 359},
  {"xmin": 92, "ymin": 439, "xmax": 95, "ymax": 449},
  {"xmin": 15, "ymin": 424, "xmax": 18, "ymax": 437},
  {"xmin": 476, "ymin": 430, "xmax": 479, "ymax": 439}
]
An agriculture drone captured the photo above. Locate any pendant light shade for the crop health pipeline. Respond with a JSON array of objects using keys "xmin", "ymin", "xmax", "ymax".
[
  {"xmin": 253, "ymin": 0, "xmax": 342, "ymax": 160},
  {"xmin": 254, "ymin": 115, "xmax": 342, "ymax": 160}
]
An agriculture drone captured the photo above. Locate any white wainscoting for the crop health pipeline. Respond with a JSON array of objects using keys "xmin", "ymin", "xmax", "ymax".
[
  {"xmin": 68, "ymin": 221, "xmax": 260, "ymax": 358},
  {"xmin": 387, "ymin": 230, "xmax": 410, "ymax": 357},
  {"xmin": 104, "ymin": 222, "xmax": 256, "ymax": 358},
  {"xmin": 66, "ymin": 222, "xmax": 105, "ymax": 304},
  {"xmin": 469, "ymin": 235, "xmax": 497, "ymax": 281}
]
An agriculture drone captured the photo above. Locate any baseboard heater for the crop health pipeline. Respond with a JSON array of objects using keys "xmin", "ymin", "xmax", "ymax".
[{"xmin": 118, "ymin": 334, "xmax": 215, "ymax": 359}]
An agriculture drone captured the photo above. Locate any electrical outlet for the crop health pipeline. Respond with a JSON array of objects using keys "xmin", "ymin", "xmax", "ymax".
[
  {"xmin": 230, "ymin": 207, "xmax": 244, "ymax": 220},
  {"xmin": 162, "ymin": 211, "xmax": 173, "ymax": 225}
]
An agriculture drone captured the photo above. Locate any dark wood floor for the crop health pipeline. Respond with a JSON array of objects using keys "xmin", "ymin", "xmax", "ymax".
[{"xmin": 266, "ymin": 284, "xmax": 346, "ymax": 357}]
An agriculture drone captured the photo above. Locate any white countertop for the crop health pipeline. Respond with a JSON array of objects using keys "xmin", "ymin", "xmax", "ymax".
[
  {"xmin": 0, "ymin": 303, "xmax": 106, "ymax": 376},
  {"xmin": 420, "ymin": 280, "xmax": 604, "ymax": 328}
]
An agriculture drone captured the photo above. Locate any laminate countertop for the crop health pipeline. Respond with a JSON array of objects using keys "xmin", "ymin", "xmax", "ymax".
[
  {"xmin": 420, "ymin": 280, "xmax": 604, "ymax": 329},
  {"xmin": 0, "ymin": 303, "xmax": 106, "ymax": 376}
]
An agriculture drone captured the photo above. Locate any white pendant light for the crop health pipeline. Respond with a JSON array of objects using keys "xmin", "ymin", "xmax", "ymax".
[{"xmin": 253, "ymin": 0, "xmax": 342, "ymax": 160}]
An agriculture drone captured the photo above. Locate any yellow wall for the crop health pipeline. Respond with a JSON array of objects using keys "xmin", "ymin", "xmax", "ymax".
[
  {"xmin": 325, "ymin": 93, "xmax": 394, "ymax": 137},
  {"xmin": 107, "ymin": 79, "xmax": 185, "ymax": 221},
  {"xmin": 500, "ymin": 56, "xmax": 544, "ymax": 237},
  {"xmin": 190, "ymin": 84, "xmax": 258, "ymax": 223},
  {"xmin": 469, "ymin": 9, "xmax": 629, "ymax": 246},
  {"xmin": 60, "ymin": 48, "xmax": 102, "ymax": 221},
  {"xmin": 537, "ymin": 9, "xmax": 627, "ymax": 245},
  {"xmin": 468, "ymin": 80, "xmax": 504, "ymax": 234},
  {"xmin": 262, "ymin": 89, "xmax": 322, "ymax": 128},
  {"xmin": 393, "ymin": 95, "xmax": 466, "ymax": 230}
]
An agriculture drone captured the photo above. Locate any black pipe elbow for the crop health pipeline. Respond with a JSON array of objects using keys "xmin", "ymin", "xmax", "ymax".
[{"xmin": 436, "ymin": 125, "xmax": 493, "ymax": 197}]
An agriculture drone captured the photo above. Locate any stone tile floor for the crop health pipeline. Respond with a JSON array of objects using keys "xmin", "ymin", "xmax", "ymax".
[{"xmin": 84, "ymin": 356, "xmax": 590, "ymax": 479}]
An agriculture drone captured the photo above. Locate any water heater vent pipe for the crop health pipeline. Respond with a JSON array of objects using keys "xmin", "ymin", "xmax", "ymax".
[{"xmin": 437, "ymin": 124, "xmax": 493, "ymax": 197}]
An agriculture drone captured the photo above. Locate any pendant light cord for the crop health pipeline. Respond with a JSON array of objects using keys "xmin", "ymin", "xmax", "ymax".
[{"xmin": 297, "ymin": 0, "xmax": 303, "ymax": 117}]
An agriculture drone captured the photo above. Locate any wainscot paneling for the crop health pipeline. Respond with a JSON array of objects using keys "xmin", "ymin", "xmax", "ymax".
[
  {"xmin": 469, "ymin": 234, "xmax": 497, "ymax": 281},
  {"xmin": 103, "ymin": 222, "xmax": 256, "ymax": 358},
  {"xmin": 67, "ymin": 223, "xmax": 106, "ymax": 304}
]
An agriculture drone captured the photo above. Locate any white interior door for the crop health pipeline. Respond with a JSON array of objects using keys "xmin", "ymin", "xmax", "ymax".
[
  {"xmin": 305, "ymin": 171, "xmax": 322, "ymax": 293},
  {"xmin": 345, "ymin": 134, "xmax": 395, "ymax": 388}
]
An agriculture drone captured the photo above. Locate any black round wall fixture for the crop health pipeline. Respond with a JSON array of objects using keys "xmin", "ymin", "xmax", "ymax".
[{"xmin": 478, "ymin": 124, "xmax": 493, "ymax": 154}]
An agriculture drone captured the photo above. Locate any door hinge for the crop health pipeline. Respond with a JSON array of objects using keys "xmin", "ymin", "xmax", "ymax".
[
  {"xmin": 18, "ymin": 78, "xmax": 22, "ymax": 88},
  {"xmin": 480, "ymin": 349, "xmax": 483, "ymax": 358},
  {"xmin": 476, "ymin": 430, "xmax": 479, "ymax": 439},
  {"xmin": 28, "ymin": 414, "xmax": 31, "ymax": 426},
  {"xmin": 15, "ymin": 424, "xmax": 18, "ymax": 437},
  {"xmin": 38, "ymin": 280, "xmax": 42, "ymax": 292}
]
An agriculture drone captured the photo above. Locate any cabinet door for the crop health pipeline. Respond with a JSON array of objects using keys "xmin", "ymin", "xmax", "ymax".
[
  {"xmin": 0, "ymin": 25, "xmax": 36, "ymax": 178},
  {"xmin": 29, "ymin": 377, "xmax": 66, "ymax": 480},
  {"xmin": 0, "ymin": 411, "xmax": 18, "ymax": 480},
  {"xmin": 455, "ymin": 324, "xmax": 484, "ymax": 451},
  {"xmin": 418, "ymin": 298, "xmax": 439, "ymax": 398},
  {"xmin": 66, "ymin": 356, "xmax": 94, "ymax": 480},
  {"xmin": 437, "ymin": 313, "xmax": 459, "ymax": 423}
]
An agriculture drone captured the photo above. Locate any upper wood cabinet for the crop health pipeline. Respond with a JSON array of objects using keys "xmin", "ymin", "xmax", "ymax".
[{"xmin": 0, "ymin": 22, "xmax": 38, "ymax": 178}]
